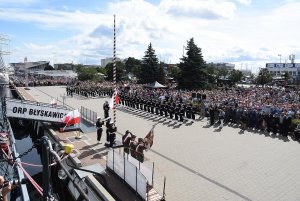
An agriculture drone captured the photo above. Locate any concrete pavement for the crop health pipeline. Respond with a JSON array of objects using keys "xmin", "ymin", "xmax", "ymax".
[{"xmin": 22, "ymin": 86, "xmax": 300, "ymax": 201}]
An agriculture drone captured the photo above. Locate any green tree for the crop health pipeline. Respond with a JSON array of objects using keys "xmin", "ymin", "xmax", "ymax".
[
  {"xmin": 77, "ymin": 67, "xmax": 98, "ymax": 81},
  {"xmin": 216, "ymin": 68, "xmax": 229, "ymax": 78},
  {"xmin": 205, "ymin": 63, "xmax": 217, "ymax": 86},
  {"xmin": 96, "ymin": 67, "xmax": 107, "ymax": 75},
  {"xmin": 283, "ymin": 71, "xmax": 290, "ymax": 83},
  {"xmin": 156, "ymin": 63, "xmax": 166, "ymax": 84},
  {"xmin": 105, "ymin": 61, "xmax": 125, "ymax": 81},
  {"xmin": 125, "ymin": 57, "xmax": 141, "ymax": 73},
  {"xmin": 131, "ymin": 65, "xmax": 141, "ymax": 78},
  {"xmin": 256, "ymin": 68, "xmax": 273, "ymax": 85},
  {"xmin": 229, "ymin": 69, "xmax": 243, "ymax": 84},
  {"xmin": 178, "ymin": 38, "xmax": 207, "ymax": 89},
  {"xmin": 139, "ymin": 43, "xmax": 165, "ymax": 84},
  {"xmin": 74, "ymin": 64, "xmax": 84, "ymax": 72},
  {"xmin": 169, "ymin": 65, "xmax": 180, "ymax": 81}
]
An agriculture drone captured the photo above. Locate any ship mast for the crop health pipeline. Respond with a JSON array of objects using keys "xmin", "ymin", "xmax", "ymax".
[{"xmin": 0, "ymin": 35, "xmax": 11, "ymax": 70}]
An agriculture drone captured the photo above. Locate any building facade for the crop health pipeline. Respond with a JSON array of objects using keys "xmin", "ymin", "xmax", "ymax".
[
  {"xmin": 266, "ymin": 63, "xmax": 300, "ymax": 79},
  {"xmin": 213, "ymin": 63, "xmax": 235, "ymax": 71},
  {"xmin": 10, "ymin": 61, "xmax": 50, "ymax": 74},
  {"xmin": 54, "ymin": 63, "xmax": 74, "ymax": 70}
]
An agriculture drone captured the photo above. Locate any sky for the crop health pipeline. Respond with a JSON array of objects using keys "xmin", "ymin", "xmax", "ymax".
[{"xmin": 1, "ymin": 0, "xmax": 300, "ymax": 73}]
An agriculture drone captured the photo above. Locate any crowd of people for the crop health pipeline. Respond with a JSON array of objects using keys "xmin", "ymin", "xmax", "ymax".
[
  {"xmin": 10, "ymin": 76, "xmax": 300, "ymax": 139},
  {"xmin": 69, "ymin": 80, "xmax": 300, "ymax": 138},
  {"xmin": 66, "ymin": 81, "xmax": 113, "ymax": 98},
  {"xmin": 117, "ymin": 84, "xmax": 300, "ymax": 137},
  {"xmin": 10, "ymin": 75, "xmax": 74, "ymax": 87}
]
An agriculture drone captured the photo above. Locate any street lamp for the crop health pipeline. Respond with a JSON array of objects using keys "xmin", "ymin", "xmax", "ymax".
[{"xmin": 278, "ymin": 54, "xmax": 282, "ymax": 64}]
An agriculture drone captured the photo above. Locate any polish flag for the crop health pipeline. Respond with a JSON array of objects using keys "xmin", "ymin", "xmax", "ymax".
[
  {"xmin": 109, "ymin": 91, "xmax": 120, "ymax": 109},
  {"xmin": 144, "ymin": 128, "xmax": 154, "ymax": 149},
  {"xmin": 61, "ymin": 109, "xmax": 81, "ymax": 126},
  {"xmin": 50, "ymin": 98, "xmax": 57, "ymax": 107}
]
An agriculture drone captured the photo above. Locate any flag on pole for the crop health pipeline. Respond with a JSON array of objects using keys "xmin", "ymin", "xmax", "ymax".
[
  {"xmin": 50, "ymin": 98, "xmax": 57, "ymax": 107},
  {"xmin": 61, "ymin": 109, "xmax": 80, "ymax": 126},
  {"xmin": 109, "ymin": 91, "xmax": 120, "ymax": 109},
  {"xmin": 144, "ymin": 128, "xmax": 154, "ymax": 149}
]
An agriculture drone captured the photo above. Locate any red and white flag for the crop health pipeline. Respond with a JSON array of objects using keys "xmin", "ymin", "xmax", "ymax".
[
  {"xmin": 144, "ymin": 128, "xmax": 154, "ymax": 149},
  {"xmin": 109, "ymin": 91, "xmax": 120, "ymax": 109},
  {"xmin": 50, "ymin": 98, "xmax": 57, "ymax": 107},
  {"xmin": 61, "ymin": 109, "xmax": 80, "ymax": 126}
]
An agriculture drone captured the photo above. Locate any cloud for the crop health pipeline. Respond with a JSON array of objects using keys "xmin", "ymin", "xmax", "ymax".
[
  {"xmin": 0, "ymin": 0, "xmax": 38, "ymax": 5},
  {"xmin": 1, "ymin": 0, "xmax": 300, "ymax": 72},
  {"xmin": 0, "ymin": 8, "xmax": 110, "ymax": 32},
  {"xmin": 235, "ymin": 0, "xmax": 251, "ymax": 5},
  {"xmin": 159, "ymin": 0, "xmax": 237, "ymax": 19}
]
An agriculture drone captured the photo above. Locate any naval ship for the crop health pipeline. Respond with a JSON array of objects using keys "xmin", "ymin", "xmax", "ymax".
[{"xmin": 0, "ymin": 86, "xmax": 30, "ymax": 201}]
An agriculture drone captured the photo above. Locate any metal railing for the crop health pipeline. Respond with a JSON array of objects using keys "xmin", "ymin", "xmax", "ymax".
[
  {"xmin": 80, "ymin": 106, "xmax": 97, "ymax": 124},
  {"xmin": 107, "ymin": 148, "xmax": 166, "ymax": 201}
]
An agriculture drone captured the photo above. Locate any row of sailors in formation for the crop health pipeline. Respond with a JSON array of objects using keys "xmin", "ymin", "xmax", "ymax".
[
  {"xmin": 66, "ymin": 86, "xmax": 113, "ymax": 97},
  {"xmin": 119, "ymin": 93, "xmax": 197, "ymax": 121}
]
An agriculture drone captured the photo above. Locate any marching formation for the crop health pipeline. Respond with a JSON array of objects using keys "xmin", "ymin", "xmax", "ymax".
[
  {"xmin": 66, "ymin": 81, "xmax": 113, "ymax": 98},
  {"xmin": 64, "ymin": 80, "xmax": 300, "ymax": 143}
]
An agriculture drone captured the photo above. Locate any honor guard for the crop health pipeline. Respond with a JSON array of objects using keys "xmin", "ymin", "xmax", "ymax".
[
  {"xmin": 150, "ymin": 99, "xmax": 155, "ymax": 114},
  {"xmin": 186, "ymin": 104, "xmax": 192, "ymax": 119},
  {"xmin": 122, "ymin": 131, "xmax": 133, "ymax": 154},
  {"xmin": 155, "ymin": 100, "xmax": 160, "ymax": 115},
  {"xmin": 191, "ymin": 105, "xmax": 196, "ymax": 120},
  {"xmin": 169, "ymin": 103, "xmax": 175, "ymax": 119},
  {"xmin": 105, "ymin": 118, "xmax": 111, "ymax": 144},
  {"xmin": 136, "ymin": 138, "xmax": 147, "ymax": 163},
  {"xmin": 96, "ymin": 117, "xmax": 104, "ymax": 144},
  {"xmin": 103, "ymin": 101, "xmax": 110, "ymax": 118},
  {"xmin": 147, "ymin": 99, "xmax": 151, "ymax": 113},
  {"xmin": 164, "ymin": 101, "xmax": 169, "ymax": 117},
  {"xmin": 159, "ymin": 102, "xmax": 164, "ymax": 116},
  {"xmin": 109, "ymin": 123, "xmax": 117, "ymax": 147},
  {"xmin": 179, "ymin": 105, "xmax": 185, "ymax": 122},
  {"xmin": 174, "ymin": 104, "xmax": 179, "ymax": 121},
  {"xmin": 129, "ymin": 136, "xmax": 138, "ymax": 159}
]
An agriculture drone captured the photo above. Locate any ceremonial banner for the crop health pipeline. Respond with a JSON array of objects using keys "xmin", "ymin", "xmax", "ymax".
[{"xmin": 144, "ymin": 128, "xmax": 154, "ymax": 149}]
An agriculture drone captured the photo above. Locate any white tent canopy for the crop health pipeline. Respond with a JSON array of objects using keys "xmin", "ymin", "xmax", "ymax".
[{"xmin": 144, "ymin": 81, "xmax": 166, "ymax": 88}]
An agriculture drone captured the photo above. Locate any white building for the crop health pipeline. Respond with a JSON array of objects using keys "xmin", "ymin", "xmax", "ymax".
[
  {"xmin": 10, "ymin": 61, "xmax": 50, "ymax": 74},
  {"xmin": 101, "ymin": 57, "xmax": 122, "ymax": 67},
  {"xmin": 266, "ymin": 63, "xmax": 300, "ymax": 79},
  {"xmin": 213, "ymin": 63, "xmax": 235, "ymax": 71}
]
